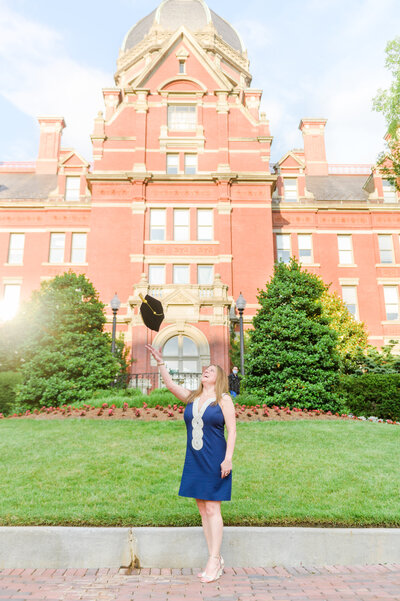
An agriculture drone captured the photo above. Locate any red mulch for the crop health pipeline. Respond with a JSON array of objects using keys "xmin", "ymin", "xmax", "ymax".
[{"xmin": 1, "ymin": 403, "xmax": 354, "ymax": 422}]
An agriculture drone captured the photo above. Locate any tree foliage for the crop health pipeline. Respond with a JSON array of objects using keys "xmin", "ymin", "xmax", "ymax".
[
  {"xmin": 229, "ymin": 330, "xmax": 251, "ymax": 369},
  {"xmin": 320, "ymin": 289, "xmax": 369, "ymax": 373},
  {"xmin": 350, "ymin": 340, "xmax": 400, "ymax": 374},
  {"xmin": 0, "ymin": 272, "xmax": 129, "ymax": 408},
  {"xmin": 373, "ymin": 36, "xmax": 400, "ymax": 190},
  {"xmin": 243, "ymin": 258, "xmax": 341, "ymax": 410}
]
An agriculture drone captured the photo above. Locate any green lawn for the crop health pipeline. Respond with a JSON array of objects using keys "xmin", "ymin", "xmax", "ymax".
[{"xmin": 0, "ymin": 419, "xmax": 399, "ymax": 527}]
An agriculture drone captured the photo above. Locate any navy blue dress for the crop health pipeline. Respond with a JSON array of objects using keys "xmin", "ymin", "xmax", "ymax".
[{"xmin": 178, "ymin": 396, "xmax": 232, "ymax": 501}]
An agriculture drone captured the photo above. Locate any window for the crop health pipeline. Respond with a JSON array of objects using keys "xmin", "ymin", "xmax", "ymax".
[
  {"xmin": 342, "ymin": 286, "xmax": 358, "ymax": 318},
  {"xmin": 166, "ymin": 154, "xmax": 179, "ymax": 175},
  {"xmin": 174, "ymin": 209, "xmax": 190, "ymax": 241},
  {"xmin": 71, "ymin": 233, "xmax": 87, "ymax": 264},
  {"xmin": 173, "ymin": 265, "xmax": 190, "ymax": 284},
  {"xmin": 197, "ymin": 209, "xmax": 213, "ymax": 241},
  {"xmin": 276, "ymin": 234, "xmax": 291, "ymax": 263},
  {"xmin": 148, "ymin": 265, "xmax": 165, "ymax": 285},
  {"xmin": 0, "ymin": 284, "xmax": 21, "ymax": 321},
  {"xmin": 197, "ymin": 265, "xmax": 213, "ymax": 285},
  {"xmin": 283, "ymin": 178, "xmax": 298, "ymax": 201},
  {"xmin": 383, "ymin": 179, "xmax": 397, "ymax": 203},
  {"xmin": 8, "ymin": 234, "xmax": 25, "ymax": 265},
  {"xmin": 298, "ymin": 234, "xmax": 313, "ymax": 264},
  {"xmin": 184, "ymin": 154, "xmax": 197, "ymax": 175},
  {"xmin": 337, "ymin": 235, "xmax": 353, "ymax": 265},
  {"xmin": 167, "ymin": 105, "xmax": 196, "ymax": 131},
  {"xmin": 163, "ymin": 335, "xmax": 199, "ymax": 377},
  {"xmin": 378, "ymin": 235, "xmax": 393, "ymax": 264},
  {"xmin": 150, "ymin": 209, "xmax": 166, "ymax": 241},
  {"xmin": 65, "ymin": 176, "xmax": 80, "ymax": 202},
  {"xmin": 384, "ymin": 286, "xmax": 399, "ymax": 320},
  {"xmin": 179, "ymin": 60, "xmax": 185, "ymax": 74},
  {"xmin": 49, "ymin": 233, "xmax": 65, "ymax": 263}
]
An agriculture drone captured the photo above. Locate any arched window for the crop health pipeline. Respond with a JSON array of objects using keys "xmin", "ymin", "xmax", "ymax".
[{"xmin": 163, "ymin": 335, "xmax": 200, "ymax": 374}]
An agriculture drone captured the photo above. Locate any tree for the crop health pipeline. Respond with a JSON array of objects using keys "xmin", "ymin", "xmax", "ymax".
[
  {"xmin": 373, "ymin": 36, "xmax": 400, "ymax": 190},
  {"xmin": 320, "ymin": 289, "xmax": 369, "ymax": 373},
  {"xmin": 244, "ymin": 258, "xmax": 340, "ymax": 410},
  {"xmin": 3, "ymin": 272, "xmax": 128, "ymax": 408},
  {"xmin": 351, "ymin": 340, "xmax": 400, "ymax": 374},
  {"xmin": 229, "ymin": 330, "xmax": 251, "ymax": 369}
]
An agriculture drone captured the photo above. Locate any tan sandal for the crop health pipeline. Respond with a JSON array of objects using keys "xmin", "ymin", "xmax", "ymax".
[
  {"xmin": 200, "ymin": 555, "xmax": 223, "ymax": 583},
  {"xmin": 197, "ymin": 554, "xmax": 224, "ymax": 578}
]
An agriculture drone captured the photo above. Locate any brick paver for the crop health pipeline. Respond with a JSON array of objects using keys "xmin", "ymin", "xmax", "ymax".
[{"xmin": 0, "ymin": 563, "xmax": 399, "ymax": 600}]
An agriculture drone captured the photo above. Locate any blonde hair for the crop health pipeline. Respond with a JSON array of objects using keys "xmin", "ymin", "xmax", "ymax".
[{"xmin": 186, "ymin": 365, "xmax": 229, "ymax": 406}]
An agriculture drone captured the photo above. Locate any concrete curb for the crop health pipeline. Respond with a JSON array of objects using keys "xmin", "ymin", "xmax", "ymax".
[{"xmin": 1, "ymin": 526, "xmax": 400, "ymax": 568}]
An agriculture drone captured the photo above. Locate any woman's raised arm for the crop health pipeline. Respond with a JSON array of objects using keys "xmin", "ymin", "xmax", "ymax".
[{"xmin": 145, "ymin": 344, "xmax": 191, "ymax": 403}]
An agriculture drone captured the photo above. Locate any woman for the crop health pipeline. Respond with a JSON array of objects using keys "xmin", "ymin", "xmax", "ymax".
[{"xmin": 145, "ymin": 344, "xmax": 236, "ymax": 583}]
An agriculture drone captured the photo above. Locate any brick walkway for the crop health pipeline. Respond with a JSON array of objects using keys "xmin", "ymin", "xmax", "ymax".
[{"xmin": 0, "ymin": 564, "xmax": 399, "ymax": 600}]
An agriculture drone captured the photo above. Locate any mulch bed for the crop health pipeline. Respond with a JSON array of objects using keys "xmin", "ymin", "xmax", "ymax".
[{"xmin": 0, "ymin": 403, "xmax": 383, "ymax": 423}]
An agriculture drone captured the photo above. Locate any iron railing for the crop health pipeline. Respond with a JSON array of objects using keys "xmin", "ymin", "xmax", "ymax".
[{"xmin": 113, "ymin": 371, "xmax": 202, "ymax": 393}]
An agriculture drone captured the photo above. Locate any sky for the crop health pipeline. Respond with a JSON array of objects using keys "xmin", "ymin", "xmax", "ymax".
[{"xmin": 0, "ymin": 0, "xmax": 399, "ymax": 165}]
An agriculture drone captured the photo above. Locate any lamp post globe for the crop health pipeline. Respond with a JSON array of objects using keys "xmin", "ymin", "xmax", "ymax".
[
  {"xmin": 236, "ymin": 292, "xmax": 246, "ymax": 376},
  {"xmin": 236, "ymin": 292, "xmax": 247, "ymax": 313}
]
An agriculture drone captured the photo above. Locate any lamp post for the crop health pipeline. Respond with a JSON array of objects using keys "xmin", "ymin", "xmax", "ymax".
[
  {"xmin": 236, "ymin": 292, "xmax": 247, "ymax": 376},
  {"xmin": 110, "ymin": 293, "xmax": 121, "ymax": 355}
]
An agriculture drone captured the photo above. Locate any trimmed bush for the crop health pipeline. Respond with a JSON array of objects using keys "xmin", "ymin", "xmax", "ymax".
[
  {"xmin": 0, "ymin": 371, "xmax": 23, "ymax": 416},
  {"xmin": 244, "ymin": 258, "xmax": 341, "ymax": 412},
  {"xmin": 339, "ymin": 373, "xmax": 400, "ymax": 420}
]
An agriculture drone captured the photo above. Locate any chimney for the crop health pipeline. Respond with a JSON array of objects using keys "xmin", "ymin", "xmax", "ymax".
[
  {"xmin": 299, "ymin": 118, "xmax": 328, "ymax": 175},
  {"xmin": 36, "ymin": 117, "xmax": 65, "ymax": 174}
]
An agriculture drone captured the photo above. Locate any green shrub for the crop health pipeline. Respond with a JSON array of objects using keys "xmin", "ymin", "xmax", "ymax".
[
  {"xmin": 339, "ymin": 373, "xmax": 400, "ymax": 420},
  {"xmin": 0, "ymin": 371, "xmax": 23, "ymax": 415},
  {"xmin": 244, "ymin": 259, "xmax": 341, "ymax": 412}
]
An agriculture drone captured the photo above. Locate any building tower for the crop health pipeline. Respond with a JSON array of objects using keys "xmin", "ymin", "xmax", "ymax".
[{"xmin": 87, "ymin": 0, "xmax": 276, "ymax": 377}]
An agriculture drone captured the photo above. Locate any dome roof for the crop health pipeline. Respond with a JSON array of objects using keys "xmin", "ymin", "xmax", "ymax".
[{"xmin": 122, "ymin": 0, "xmax": 245, "ymax": 54}]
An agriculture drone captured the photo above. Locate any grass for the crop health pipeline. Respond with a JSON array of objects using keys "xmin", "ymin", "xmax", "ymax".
[
  {"xmin": 0, "ymin": 419, "xmax": 399, "ymax": 527},
  {"xmin": 22, "ymin": 388, "xmax": 264, "ymax": 410}
]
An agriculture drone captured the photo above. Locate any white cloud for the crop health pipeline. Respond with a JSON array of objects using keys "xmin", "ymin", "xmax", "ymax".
[
  {"xmin": 246, "ymin": 0, "xmax": 398, "ymax": 164},
  {"xmin": 0, "ymin": 2, "xmax": 110, "ymax": 160}
]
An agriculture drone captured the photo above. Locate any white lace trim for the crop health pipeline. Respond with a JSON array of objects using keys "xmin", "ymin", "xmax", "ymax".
[{"xmin": 191, "ymin": 396, "xmax": 216, "ymax": 451}]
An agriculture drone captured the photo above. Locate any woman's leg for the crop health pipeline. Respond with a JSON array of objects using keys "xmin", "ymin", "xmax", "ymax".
[
  {"xmin": 195, "ymin": 498, "xmax": 212, "ymax": 556},
  {"xmin": 202, "ymin": 500, "xmax": 223, "ymax": 577}
]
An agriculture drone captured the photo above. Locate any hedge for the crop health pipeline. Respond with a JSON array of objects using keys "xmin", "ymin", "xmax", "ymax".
[{"xmin": 339, "ymin": 373, "xmax": 400, "ymax": 421}]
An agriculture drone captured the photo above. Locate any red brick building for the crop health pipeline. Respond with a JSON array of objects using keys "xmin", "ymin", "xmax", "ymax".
[{"xmin": 1, "ymin": 0, "xmax": 399, "ymax": 383}]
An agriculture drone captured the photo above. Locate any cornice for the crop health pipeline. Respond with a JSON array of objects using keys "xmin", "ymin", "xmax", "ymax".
[
  {"xmin": 272, "ymin": 201, "xmax": 400, "ymax": 212},
  {"xmin": 0, "ymin": 201, "xmax": 91, "ymax": 209},
  {"xmin": 86, "ymin": 172, "xmax": 276, "ymax": 184}
]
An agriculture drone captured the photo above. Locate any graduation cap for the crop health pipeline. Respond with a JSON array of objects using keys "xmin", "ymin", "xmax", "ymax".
[{"xmin": 139, "ymin": 293, "xmax": 165, "ymax": 332}]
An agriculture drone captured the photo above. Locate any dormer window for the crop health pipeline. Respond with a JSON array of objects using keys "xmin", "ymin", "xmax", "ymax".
[
  {"xmin": 283, "ymin": 178, "xmax": 298, "ymax": 201},
  {"xmin": 168, "ymin": 105, "xmax": 196, "ymax": 131},
  {"xmin": 65, "ymin": 176, "xmax": 80, "ymax": 202},
  {"xmin": 383, "ymin": 179, "xmax": 397, "ymax": 203}
]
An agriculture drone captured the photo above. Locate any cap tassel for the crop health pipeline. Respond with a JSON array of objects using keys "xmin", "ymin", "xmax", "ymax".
[{"xmin": 139, "ymin": 293, "xmax": 164, "ymax": 316}]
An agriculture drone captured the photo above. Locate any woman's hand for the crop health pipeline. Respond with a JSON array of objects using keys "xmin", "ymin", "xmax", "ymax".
[
  {"xmin": 145, "ymin": 344, "xmax": 163, "ymax": 364},
  {"xmin": 220, "ymin": 458, "xmax": 232, "ymax": 479}
]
